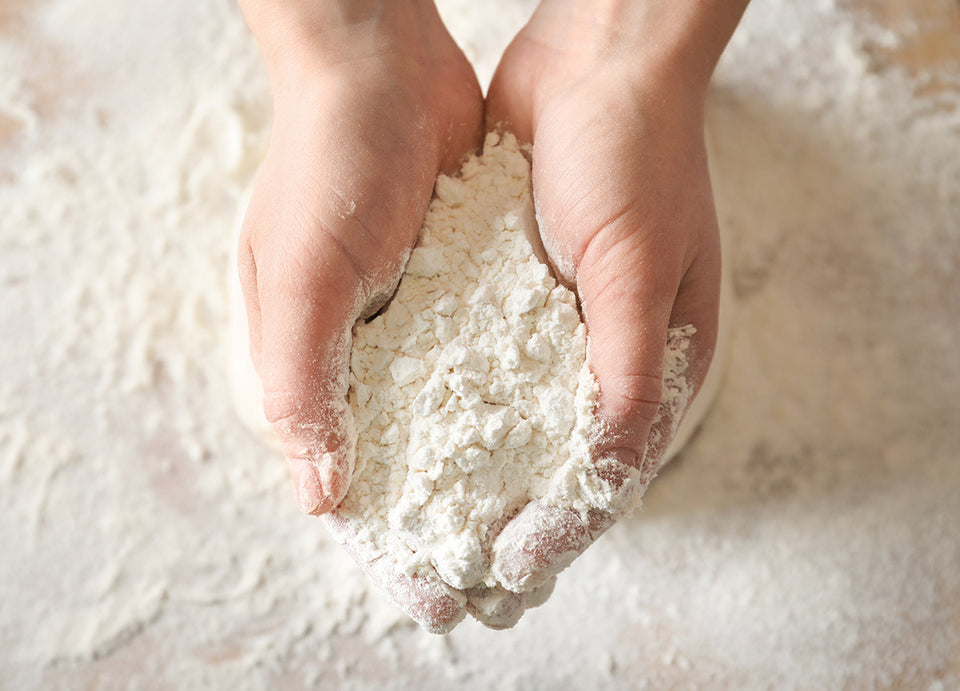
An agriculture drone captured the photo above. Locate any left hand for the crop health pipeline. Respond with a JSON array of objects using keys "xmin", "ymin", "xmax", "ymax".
[{"xmin": 484, "ymin": 0, "xmax": 735, "ymax": 592}]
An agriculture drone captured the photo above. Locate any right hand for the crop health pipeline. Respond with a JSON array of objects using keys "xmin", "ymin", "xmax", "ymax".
[{"xmin": 236, "ymin": 0, "xmax": 483, "ymax": 632}]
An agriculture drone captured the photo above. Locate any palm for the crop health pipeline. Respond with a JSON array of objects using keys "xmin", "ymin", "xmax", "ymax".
[{"xmin": 486, "ymin": 27, "xmax": 723, "ymax": 591}]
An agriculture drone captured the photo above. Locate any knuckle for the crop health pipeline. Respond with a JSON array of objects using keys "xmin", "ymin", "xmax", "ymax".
[
  {"xmin": 249, "ymin": 218, "xmax": 364, "ymax": 302},
  {"xmin": 262, "ymin": 248, "xmax": 336, "ymax": 300},
  {"xmin": 261, "ymin": 389, "xmax": 342, "ymax": 459},
  {"xmin": 601, "ymin": 372, "xmax": 664, "ymax": 426},
  {"xmin": 261, "ymin": 389, "xmax": 312, "ymax": 427}
]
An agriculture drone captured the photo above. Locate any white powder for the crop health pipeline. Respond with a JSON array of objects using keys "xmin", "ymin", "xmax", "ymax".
[
  {"xmin": 3, "ymin": 0, "xmax": 960, "ymax": 688},
  {"xmin": 340, "ymin": 132, "xmax": 695, "ymax": 596}
]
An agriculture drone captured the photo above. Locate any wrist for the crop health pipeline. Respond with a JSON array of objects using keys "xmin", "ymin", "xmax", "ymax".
[
  {"xmin": 529, "ymin": 0, "xmax": 748, "ymax": 97},
  {"xmin": 238, "ymin": 0, "xmax": 445, "ymax": 84}
]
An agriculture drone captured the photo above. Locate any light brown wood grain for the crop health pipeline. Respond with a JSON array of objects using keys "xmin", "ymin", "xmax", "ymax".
[{"xmin": 845, "ymin": 0, "xmax": 960, "ymax": 97}]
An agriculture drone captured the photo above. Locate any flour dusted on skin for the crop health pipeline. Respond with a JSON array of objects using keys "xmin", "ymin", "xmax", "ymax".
[{"xmin": 340, "ymin": 132, "xmax": 695, "ymax": 593}]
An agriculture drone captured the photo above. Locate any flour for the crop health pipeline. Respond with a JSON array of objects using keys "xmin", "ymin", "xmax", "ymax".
[
  {"xmin": 339, "ymin": 131, "xmax": 694, "ymax": 596},
  {"xmin": 3, "ymin": 0, "xmax": 960, "ymax": 688}
]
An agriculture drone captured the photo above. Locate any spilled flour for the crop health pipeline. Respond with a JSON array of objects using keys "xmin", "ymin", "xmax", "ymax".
[{"xmin": 341, "ymin": 132, "xmax": 693, "ymax": 593}]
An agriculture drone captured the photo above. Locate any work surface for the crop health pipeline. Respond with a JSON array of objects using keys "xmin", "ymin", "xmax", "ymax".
[{"xmin": 1, "ymin": 0, "xmax": 958, "ymax": 688}]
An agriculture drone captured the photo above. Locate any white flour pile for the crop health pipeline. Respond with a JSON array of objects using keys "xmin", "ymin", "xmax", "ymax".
[{"xmin": 341, "ymin": 132, "xmax": 692, "ymax": 593}]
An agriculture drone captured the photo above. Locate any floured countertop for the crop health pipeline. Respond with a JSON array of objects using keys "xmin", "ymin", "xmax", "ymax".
[{"xmin": 1, "ymin": 0, "xmax": 958, "ymax": 688}]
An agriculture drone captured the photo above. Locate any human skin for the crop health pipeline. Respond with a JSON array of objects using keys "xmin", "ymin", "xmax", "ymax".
[
  {"xmin": 235, "ymin": 0, "xmax": 484, "ymax": 631},
  {"xmin": 485, "ymin": 0, "xmax": 750, "ymax": 591},
  {"xmin": 235, "ymin": 0, "xmax": 747, "ymax": 629}
]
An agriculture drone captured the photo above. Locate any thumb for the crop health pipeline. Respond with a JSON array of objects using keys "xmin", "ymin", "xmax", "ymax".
[
  {"xmin": 576, "ymin": 229, "xmax": 719, "ymax": 476},
  {"xmin": 238, "ymin": 227, "xmax": 362, "ymax": 516},
  {"xmin": 485, "ymin": 41, "xmax": 537, "ymax": 142}
]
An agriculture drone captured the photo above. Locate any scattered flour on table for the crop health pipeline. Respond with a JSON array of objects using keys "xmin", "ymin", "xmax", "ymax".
[
  {"xmin": 339, "ymin": 132, "xmax": 694, "ymax": 591},
  {"xmin": 3, "ymin": 0, "xmax": 959, "ymax": 688}
]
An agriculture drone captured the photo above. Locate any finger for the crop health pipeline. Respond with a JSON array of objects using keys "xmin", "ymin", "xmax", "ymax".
[
  {"xmin": 493, "ymin": 237, "xmax": 722, "ymax": 591},
  {"xmin": 463, "ymin": 577, "xmax": 556, "ymax": 630},
  {"xmin": 493, "ymin": 431, "xmax": 665, "ymax": 593},
  {"xmin": 577, "ymin": 230, "xmax": 681, "ymax": 467},
  {"xmin": 240, "ymin": 186, "xmax": 365, "ymax": 515},
  {"xmin": 659, "ymin": 247, "xmax": 733, "ymax": 464},
  {"xmin": 230, "ymin": 221, "xmax": 276, "ymax": 444},
  {"xmin": 492, "ymin": 501, "xmax": 613, "ymax": 593},
  {"xmin": 638, "ymin": 245, "xmax": 721, "ymax": 468},
  {"xmin": 465, "ymin": 586, "xmax": 524, "ymax": 630},
  {"xmin": 577, "ymin": 220, "xmax": 720, "ymax": 468},
  {"xmin": 485, "ymin": 41, "xmax": 537, "ymax": 142},
  {"xmin": 436, "ymin": 70, "xmax": 485, "ymax": 175},
  {"xmin": 322, "ymin": 512, "xmax": 467, "ymax": 634},
  {"xmin": 490, "ymin": 432, "xmax": 652, "ymax": 594},
  {"xmin": 256, "ymin": 256, "xmax": 359, "ymax": 515}
]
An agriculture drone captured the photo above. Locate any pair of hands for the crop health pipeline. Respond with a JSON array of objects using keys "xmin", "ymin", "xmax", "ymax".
[{"xmin": 236, "ymin": 0, "xmax": 739, "ymax": 631}]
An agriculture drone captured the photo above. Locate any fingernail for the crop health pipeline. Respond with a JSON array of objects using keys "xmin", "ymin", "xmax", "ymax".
[{"xmin": 288, "ymin": 458, "xmax": 331, "ymax": 515}]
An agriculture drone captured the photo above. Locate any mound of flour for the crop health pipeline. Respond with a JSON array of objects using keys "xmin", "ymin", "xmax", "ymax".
[{"xmin": 338, "ymin": 132, "xmax": 693, "ymax": 592}]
